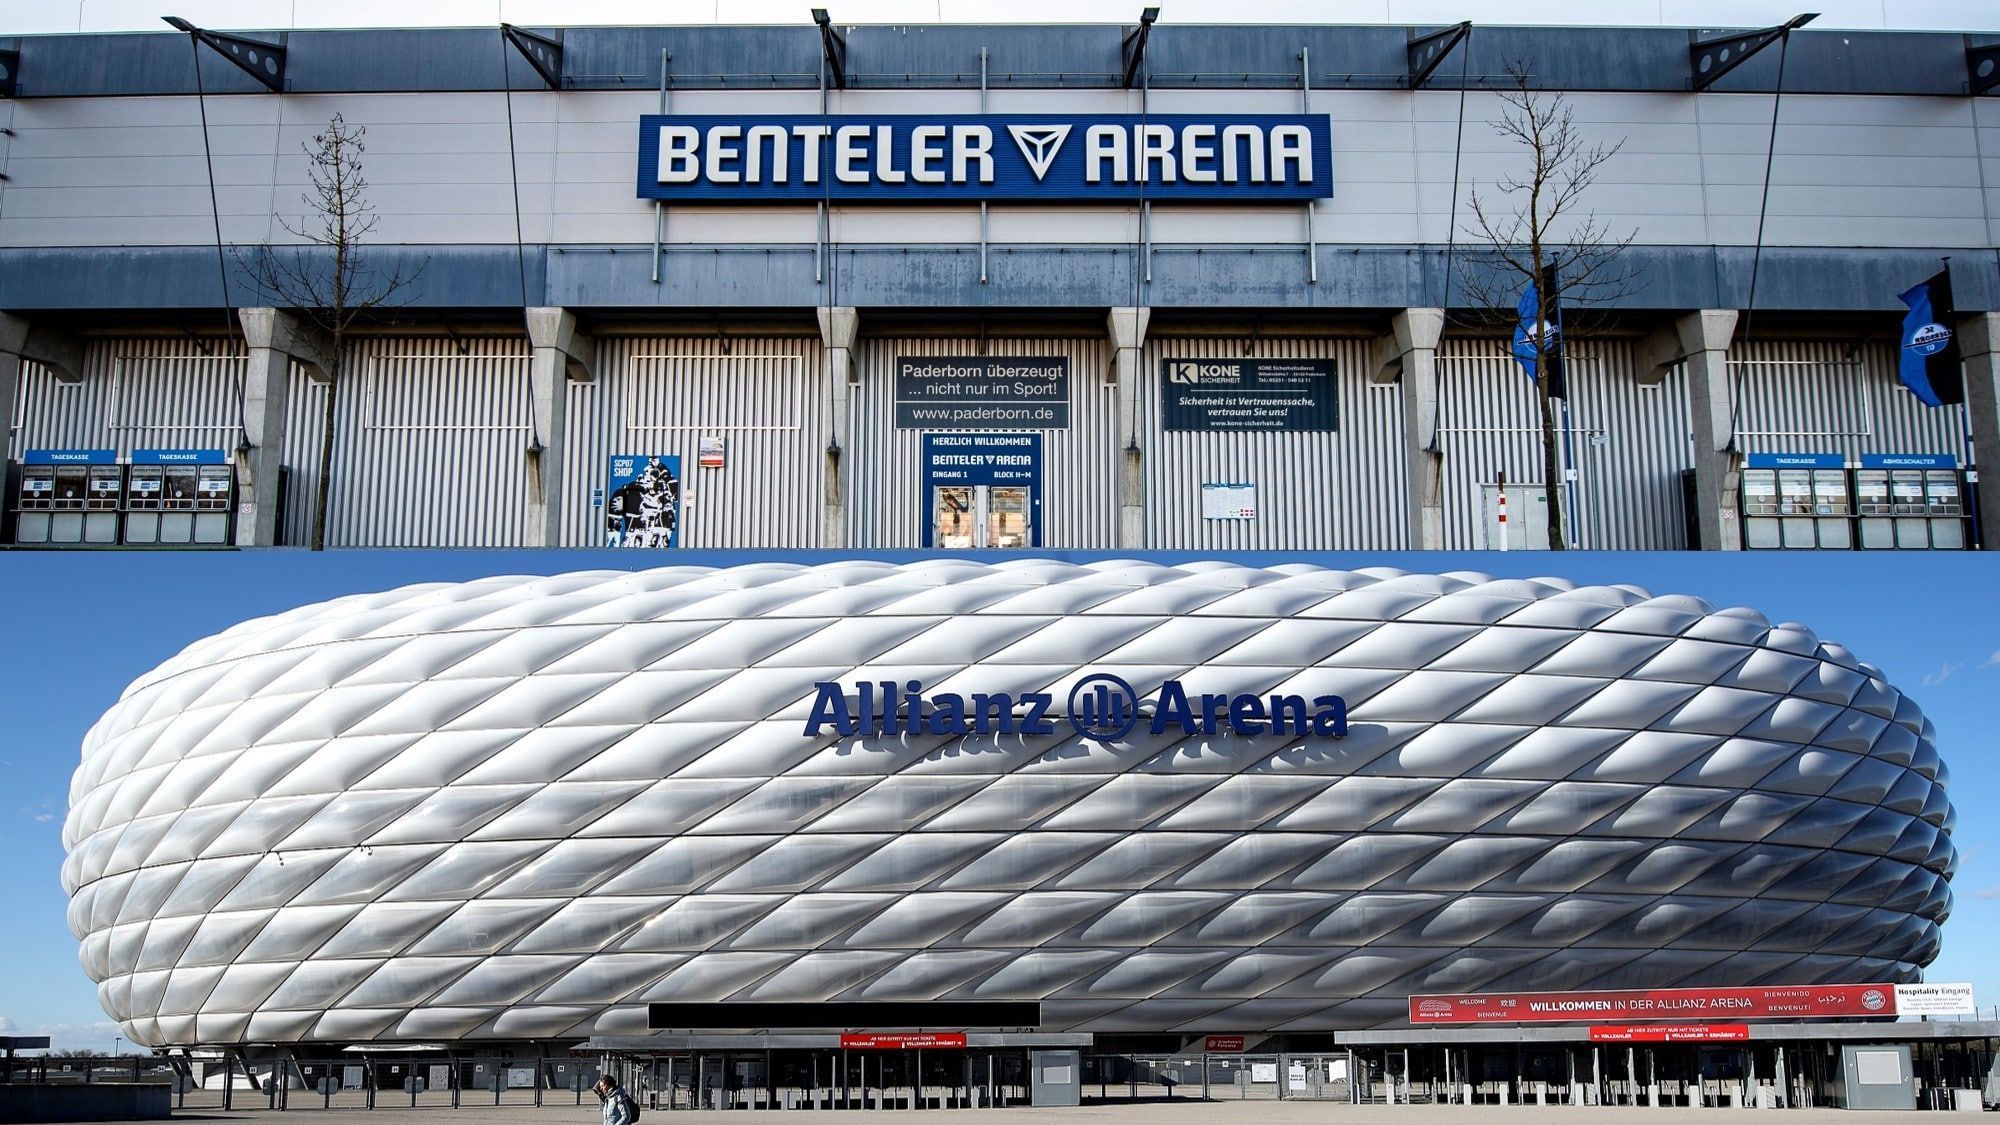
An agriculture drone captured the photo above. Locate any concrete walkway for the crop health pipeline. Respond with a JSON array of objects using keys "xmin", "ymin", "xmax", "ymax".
[{"xmin": 117, "ymin": 1102, "xmax": 1985, "ymax": 1125}]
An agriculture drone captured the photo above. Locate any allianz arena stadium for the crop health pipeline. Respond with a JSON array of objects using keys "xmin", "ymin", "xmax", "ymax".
[{"xmin": 62, "ymin": 559, "xmax": 1955, "ymax": 1052}]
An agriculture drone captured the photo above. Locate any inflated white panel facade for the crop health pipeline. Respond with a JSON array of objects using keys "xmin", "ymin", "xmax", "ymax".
[{"xmin": 62, "ymin": 561, "xmax": 1955, "ymax": 1047}]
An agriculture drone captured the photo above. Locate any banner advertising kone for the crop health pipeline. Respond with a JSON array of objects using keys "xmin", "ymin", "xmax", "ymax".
[{"xmin": 1409, "ymin": 984, "xmax": 1916, "ymax": 1024}]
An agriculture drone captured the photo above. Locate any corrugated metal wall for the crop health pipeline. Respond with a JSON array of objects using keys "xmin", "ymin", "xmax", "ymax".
[
  {"xmin": 560, "ymin": 336, "xmax": 826, "ymax": 549},
  {"xmin": 1435, "ymin": 337, "xmax": 1693, "ymax": 552},
  {"xmin": 1732, "ymin": 339, "xmax": 1969, "ymax": 462},
  {"xmin": 1140, "ymin": 336, "xmax": 1408, "ymax": 550},
  {"xmin": 9, "ymin": 330, "xmax": 1973, "ymax": 551},
  {"xmin": 852, "ymin": 338, "xmax": 1119, "ymax": 549},
  {"xmin": 10, "ymin": 339, "xmax": 245, "ymax": 459},
  {"xmin": 284, "ymin": 336, "xmax": 534, "ymax": 548}
]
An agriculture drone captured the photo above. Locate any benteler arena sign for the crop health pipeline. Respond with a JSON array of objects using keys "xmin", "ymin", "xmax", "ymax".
[{"xmin": 636, "ymin": 114, "xmax": 1334, "ymax": 201}]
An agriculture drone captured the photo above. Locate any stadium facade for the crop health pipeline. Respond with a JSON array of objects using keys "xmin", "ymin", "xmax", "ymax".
[
  {"xmin": 0, "ymin": 19, "xmax": 1996, "ymax": 552},
  {"xmin": 62, "ymin": 560, "xmax": 1957, "ymax": 1059}
]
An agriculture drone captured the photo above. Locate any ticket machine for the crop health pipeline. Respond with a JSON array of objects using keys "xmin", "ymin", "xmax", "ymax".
[
  {"xmin": 9, "ymin": 448, "xmax": 235, "ymax": 547},
  {"xmin": 11, "ymin": 449, "xmax": 118, "ymax": 545},
  {"xmin": 1740, "ymin": 454, "xmax": 1851, "ymax": 550},
  {"xmin": 125, "ymin": 449, "xmax": 235, "ymax": 545},
  {"xmin": 1856, "ymin": 454, "xmax": 1966, "ymax": 549}
]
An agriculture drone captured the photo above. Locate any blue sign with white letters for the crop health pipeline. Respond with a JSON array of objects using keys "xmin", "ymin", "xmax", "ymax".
[
  {"xmin": 130, "ymin": 448, "xmax": 227, "ymax": 465},
  {"xmin": 922, "ymin": 433, "xmax": 1042, "ymax": 548},
  {"xmin": 22, "ymin": 449, "xmax": 116, "ymax": 465},
  {"xmin": 1746, "ymin": 453, "xmax": 1844, "ymax": 469},
  {"xmin": 1860, "ymin": 453, "xmax": 1956, "ymax": 469},
  {"xmin": 636, "ymin": 114, "xmax": 1333, "ymax": 202}
]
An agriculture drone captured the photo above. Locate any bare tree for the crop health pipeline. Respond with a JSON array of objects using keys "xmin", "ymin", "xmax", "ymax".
[
  {"xmin": 1462, "ymin": 60, "xmax": 1636, "ymax": 550},
  {"xmin": 240, "ymin": 114, "xmax": 423, "ymax": 550}
]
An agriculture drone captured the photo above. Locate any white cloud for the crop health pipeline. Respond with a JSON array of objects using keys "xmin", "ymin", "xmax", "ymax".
[
  {"xmin": 34, "ymin": 1021, "xmax": 127, "ymax": 1053},
  {"xmin": 0, "ymin": 1015, "xmax": 17, "ymax": 1033},
  {"xmin": 1921, "ymin": 660, "xmax": 1964, "ymax": 687},
  {"xmin": 21, "ymin": 800, "xmax": 58, "ymax": 824}
]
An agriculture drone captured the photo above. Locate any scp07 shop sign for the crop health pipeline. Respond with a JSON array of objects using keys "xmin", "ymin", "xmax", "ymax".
[
  {"xmin": 605, "ymin": 455, "xmax": 680, "ymax": 548},
  {"xmin": 1410, "ymin": 984, "xmax": 1901, "ymax": 1024}
]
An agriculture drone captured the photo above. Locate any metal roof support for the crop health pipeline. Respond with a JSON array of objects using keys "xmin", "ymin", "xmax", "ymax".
[
  {"xmin": 1688, "ymin": 13, "xmax": 1816, "ymax": 91},
  {"xmin": 812, "ymin": 9, "xmax": 847, "ymax": 90},
  {"xmin": 1121, "ymin": 7, "xmax": 1160, "ymax": 90},
  {"xmin": 0, "ymin": 49, "xmax": 18, "ymax": 98},
  {"xmin": 501, "ymin": 24, "xmax": 564, "ymax": 90},
  {"xmin": 1969, "ymin": 40, "xmax": 2000, "ymax": 96},
  {"xmin": 1406, "ymin": 22, "xmax": 1470, "ymax": 89},
  {"xmin": 161, "ymin": 17, "xmax": 286, "ymax": 92}
]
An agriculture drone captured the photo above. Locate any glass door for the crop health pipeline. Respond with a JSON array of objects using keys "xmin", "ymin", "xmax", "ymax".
[
  {"xmin": 987, "ymin": 486, "xmax": 1031, "ymax": 548},
  {"xmin": 933, "ymin": 486, "xmax": 975, "ymax": 548},
  {"xmin": 932, "ymin": 485, "xmax": 1033, "ymax": 548}
]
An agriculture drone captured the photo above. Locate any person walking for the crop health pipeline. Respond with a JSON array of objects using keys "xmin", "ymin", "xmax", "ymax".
[{"xmin": 593, "ymin": 1074, "xmax": 637, "ymax": 1125}]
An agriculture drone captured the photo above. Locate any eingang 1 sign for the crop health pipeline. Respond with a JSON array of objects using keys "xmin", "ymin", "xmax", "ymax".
[{"xmin": 636, "ymin": 114, "xmax": 1333, "ymax": 202}]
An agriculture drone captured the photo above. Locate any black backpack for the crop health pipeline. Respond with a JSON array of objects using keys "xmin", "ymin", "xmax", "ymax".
[{"xmin": 622, "ymin": 1090, "xmax": 642, "ymax": 1123}]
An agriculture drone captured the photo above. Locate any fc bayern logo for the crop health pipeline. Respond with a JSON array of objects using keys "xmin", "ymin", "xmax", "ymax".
[
  {"xmin": 1907, "ymin": 323, "xmax": 1952, "ymax": 356},
  {"xmin": 1068, "ymin": 673, "xmax": 1139, "ymax": 745},
  {"xmin": 1861, "ymin": 989, "xmax": 1887, "ymax": 1011}
]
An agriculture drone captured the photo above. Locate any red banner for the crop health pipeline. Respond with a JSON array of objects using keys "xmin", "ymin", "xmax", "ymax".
[
  {"xmin": 839, "ymin": 1033, "xmax": 968, "ymax": 1049},
  {"xmin": 1590, "ymin": 1025, "xmax": 1750, "ymax": 1042},
  {"xmin": 1204, "ymin": 1036, "xmax": 1246, "ymax": 1053},
  {"xmin": 1410, "ymin": 984, "xmax": 1896, "ymax": 1025}
]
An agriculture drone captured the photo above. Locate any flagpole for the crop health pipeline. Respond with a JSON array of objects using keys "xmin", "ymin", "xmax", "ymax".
[
  {"xmin": 1726, "ymin": 23, "xmax": 1797, "ymax": 452},
  {"xmin": 1945, "ymin": 255, "xmax": 1982, "ymax": 549},
  {"xmin": 1553, "ymin": 264, "xmax": 1581, "ymax": 548}
]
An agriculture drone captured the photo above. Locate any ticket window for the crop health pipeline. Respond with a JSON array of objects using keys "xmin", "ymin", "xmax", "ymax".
[
  {"xmin": 1740, "ymin": 469, "xmax": 1781, "ymax": 549},
  {"xmin": 154, "ymin": 464, "xmax": 201, "ymax": 545},
  {"xmin": 1811, "ymin": 469, "xmax": 1852, "ymax": 549},
  {"xmin": 1776, "ymin": 469, "xmax": 1816, "ymax": 547},
  {"xmin": 1890, "ymin": 470, "xmax": 1929, "ymax": 548},
  {"xmin": 931, "ymin": 485, "xmax": 1033, "ymax": 549},
  {"xmin": 1744, "ymin": 468, "xmax": 1850, "ymax": 549},
  {"xmin": 193, "ymin": 465, "xmax": 234, "ymax": 544},
  {"xmin": 123, "ymin": 465, "xmax": 165, "ymax": 544},
  {"xmin": 13, "ymin": 465, "xmax": 57, "ymax": 544},
  {"xmin": 1924, "ymin": 470, "xmax": 1965, "ymax": 549},
  {"xmin": 1856, "ymin": 469, "xmax": 1893, "ymax": 548},
  {"xmin": 30, "ymin": 465, "xmax": 93, "ymax": 544},
  {"xmin": 82, "ymin": 465, "xmax": 122, "ymax": 545}
]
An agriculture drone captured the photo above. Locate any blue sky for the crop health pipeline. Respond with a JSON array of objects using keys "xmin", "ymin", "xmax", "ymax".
[{"xmin": 3, "ymin": 548, "xmax": 1996, "ymax": 1051}]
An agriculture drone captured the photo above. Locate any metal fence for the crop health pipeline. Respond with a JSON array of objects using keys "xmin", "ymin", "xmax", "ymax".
[{"xmin": 0, "ymin": 1055, "xmax": 602, "ymax": 1113}]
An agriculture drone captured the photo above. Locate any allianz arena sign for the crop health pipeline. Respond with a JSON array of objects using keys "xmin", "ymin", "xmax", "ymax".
[
  {"xmin": 804, "ymin": 676, "xmax": 1350, "ymax": 743},
  {"xmin": 62, "ymin": 561, "xmax": 1954, "ymax": 1047}
]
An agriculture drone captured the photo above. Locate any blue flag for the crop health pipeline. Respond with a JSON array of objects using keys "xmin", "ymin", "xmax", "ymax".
[
  {"xmin": 1897, "ymin": 269, "xmax": 1962, "ymax": 408},
  {"xmin": 1510, "ymin": 268, "xmax": 1565, "ymax": 398}
]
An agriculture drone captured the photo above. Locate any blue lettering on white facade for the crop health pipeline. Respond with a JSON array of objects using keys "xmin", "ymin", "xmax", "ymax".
[
  {"xmin": 804, "ymin": 677, "xmax": 1348, "ymax": 744},
  {"xmin": 637, "ymin": 114, "xmax": 1333, "ymax": 202}
]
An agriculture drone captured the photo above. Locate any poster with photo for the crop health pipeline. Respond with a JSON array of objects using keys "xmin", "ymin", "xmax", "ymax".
[{"xmin": 605, "ymin": 454, "xmax": 681, "ymax": 548}]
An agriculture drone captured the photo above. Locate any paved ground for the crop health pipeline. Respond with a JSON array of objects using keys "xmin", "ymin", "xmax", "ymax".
[{"xmin": 113, "ymin": 1102, "xmax": 1988, "ymax": 1124}]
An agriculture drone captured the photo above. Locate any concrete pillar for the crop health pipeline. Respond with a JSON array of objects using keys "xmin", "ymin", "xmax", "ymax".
[
  {"xmin": 1959, "ymin": 313, "xmax": 2000, "ymax": 548},
  {"xmin": 1108, "ymin": 306, "xmax": 1150, "ymax": 549},
  {"xmin": 0, "ymin": 312, "xmax": 84, "ymax": 462},
  {"xmin": 235, "ymin": 308, "xmax": 329, "ymax": 547},
  {"xmin": 1376, "ymin": 308, "xmax": 1446, "ymax": 549},
  {"xmin": 818, "ymin": 306, "xmax": 858, "ymax": 548},
  {"xmin": 524, "ymin": 307, "xmax": 594, "ymax": 548},
  {"xmin": 1643, "ymin": 309, "xmax": 1740, "ymax": 550}
]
